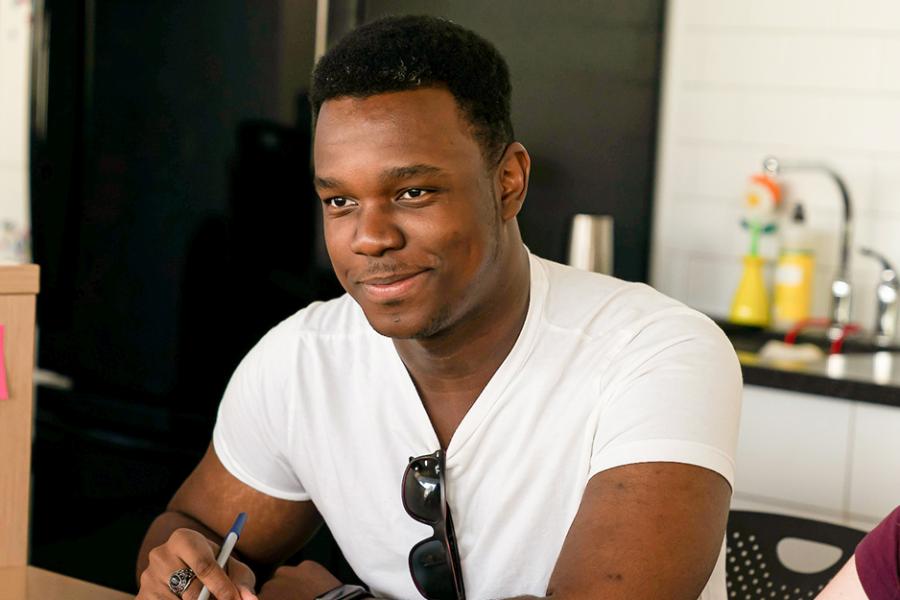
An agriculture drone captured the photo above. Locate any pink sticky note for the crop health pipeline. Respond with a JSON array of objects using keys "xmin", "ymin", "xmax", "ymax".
[{"xmin": 0, "ymin": 324, "xmax": 8, "ymax": 400}]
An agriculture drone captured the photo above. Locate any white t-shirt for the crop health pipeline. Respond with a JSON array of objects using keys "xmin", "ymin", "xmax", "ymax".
[{"xmin": 213, "ymin": 253, "xmax": 742, "ymax": 600}]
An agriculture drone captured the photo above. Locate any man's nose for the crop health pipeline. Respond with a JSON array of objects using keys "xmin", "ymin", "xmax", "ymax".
[{"xmin": 349, "ymin": 203, "xmax": 404, "ymax": 256}]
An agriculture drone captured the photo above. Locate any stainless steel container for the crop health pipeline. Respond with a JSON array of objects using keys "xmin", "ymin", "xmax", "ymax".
[{"xmin": 567, "ymin": 214, "xmax": 614, "ymax": 275}]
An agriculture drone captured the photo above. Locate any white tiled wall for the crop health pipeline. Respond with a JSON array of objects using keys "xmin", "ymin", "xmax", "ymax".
[
  {"xmin": 0, "ymin": 0, "xmax": 32, "ymax": 263},
  {"xmin": 651, "ymin": 0, "xmax": 900, "ymax": 335}
]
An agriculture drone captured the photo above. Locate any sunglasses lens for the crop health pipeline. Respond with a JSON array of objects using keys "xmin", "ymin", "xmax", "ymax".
[
  {"xmin": 410, "ymin": 538, "xmax": 456, "ymax": 600},
  {"xmin": 404, "ymin": 456, "xmax": 443, "ymax": 522}
]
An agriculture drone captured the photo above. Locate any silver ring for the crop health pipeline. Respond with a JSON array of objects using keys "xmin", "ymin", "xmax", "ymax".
[{"xmin": 168, "ymin": 567, "xmax": 196, "ymax": 597}]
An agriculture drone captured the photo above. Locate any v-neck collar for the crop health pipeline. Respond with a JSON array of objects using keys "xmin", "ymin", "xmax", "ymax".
[{"xmin": 377, "ymin": 253, "xmax": 548, "ymax": 466}]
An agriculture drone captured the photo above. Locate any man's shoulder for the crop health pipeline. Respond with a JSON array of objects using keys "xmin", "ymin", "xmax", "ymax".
[
  {"xmin": 235, "ymin": 293, "xmax": 380, "ymax": 389},
  {"xmin": 534, "ymin": 255, "xmax": 709, "ymax": 340},
  {"xmin": 258, "ymin": 293, "xmax": 372, "ymax": 350}
]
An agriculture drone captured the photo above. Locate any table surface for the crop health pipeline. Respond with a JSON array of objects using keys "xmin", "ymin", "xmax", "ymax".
[{"xmin": 0, "ymin": 565, "xmax": 133, "ymax": 600}]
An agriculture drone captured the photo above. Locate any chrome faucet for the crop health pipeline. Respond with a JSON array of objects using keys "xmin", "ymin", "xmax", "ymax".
[
  {"xmin": 859, "ymin": 247, "xmax": 899, "ymax": 347},
  {"xmin": 762, "ymin": 157, "xmax": 854, "ymax": 337}
]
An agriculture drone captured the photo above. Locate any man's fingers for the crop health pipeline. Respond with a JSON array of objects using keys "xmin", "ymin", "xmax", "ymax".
[
  {"xmin": 139, "ymin": 540, "xmax": 203, "ymax": 599},
  {"xmin": 187, "ymin": 555, "xmax": 243, "ymax": 600},
  {"xmin": 143, "ymin": 558, "xmax": 250, "ymax": 600},
  {"xmin": 167, "ymin": 528, "xmax": 221, "ymax": 560},
  {"xmin": 238, "ymin": 586, "xmax": 259, "ymax": 600},
  {"xmin": 137, "ymin": 529, "xmax": 254, "ymax": 600},
  {"xmin": 226, "ymin": 556, "xmax": 257, "ymax": 599},
  {"xmin": 166, "ymin": 529, "xmax": 242, "ymax": 600}
]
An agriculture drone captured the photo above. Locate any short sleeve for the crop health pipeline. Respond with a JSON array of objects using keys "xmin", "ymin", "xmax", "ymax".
[
  {"xmin": 588, "ymin": 311, "xmax": 742, "ymax": 488},
  {"xmin": 213, "ymin": 332, "xmax": 310, "ymax": 501},
  {"xmin": 855, "ymin": 505, "xmax": 900, "ymax": 600}
]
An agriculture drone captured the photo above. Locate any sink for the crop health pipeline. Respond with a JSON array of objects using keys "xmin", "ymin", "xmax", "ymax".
[{"xmin": 716, "ymin": 320, "xmax": 900, "ymax": 356}]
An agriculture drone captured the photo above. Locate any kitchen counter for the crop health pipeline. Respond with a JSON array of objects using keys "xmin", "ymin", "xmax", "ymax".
[
  {"xmin": 737, "ymin": 349, "xmax": 900, "ymax": 407},
  {"xmin": 716, "ymin": 319, "xmax": 900, "ymax": 407}
]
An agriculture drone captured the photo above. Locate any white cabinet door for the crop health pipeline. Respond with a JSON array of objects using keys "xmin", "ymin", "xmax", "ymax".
[
  {"xmin": 849, "ymin": 403, "xmax": 900, "ymax": 522},
  {"xmin": 736, "ymin": 385, "xmax": 853, "ymax": 514}
]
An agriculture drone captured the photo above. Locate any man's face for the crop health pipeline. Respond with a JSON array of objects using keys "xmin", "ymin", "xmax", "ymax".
[{"xmin": 313, "ymin": 88, "xmax": 504, "ymax": 339}]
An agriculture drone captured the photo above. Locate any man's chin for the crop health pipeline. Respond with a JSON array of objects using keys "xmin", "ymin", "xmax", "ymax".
[
  {"xmin": 361, "ymin": 306, "xmax": 451, "ymax": 341},
  {"xmin": 367, "ymin": 321, "xmax": 423, "ymax": 340}
]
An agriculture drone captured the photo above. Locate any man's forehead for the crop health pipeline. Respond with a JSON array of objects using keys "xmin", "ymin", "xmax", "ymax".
[
  {"xmin": 313, "ymin": 88, "xmax": 484, "ymax": 175},
  {"xmin": 315, "ymin": 87, "xmax": 467, "ymax": 135}
]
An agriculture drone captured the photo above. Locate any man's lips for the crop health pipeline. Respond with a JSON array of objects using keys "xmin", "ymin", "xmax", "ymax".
[
  {"xmin": 356, "ymin": 269, "xmax": 430, "ymax": 301},
  {"xmin": 358, "ymin": 271, "xmax": 425, "ymax": 285}
]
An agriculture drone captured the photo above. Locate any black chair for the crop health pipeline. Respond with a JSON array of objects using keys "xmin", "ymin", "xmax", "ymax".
[{"xmin": 725, "ymin": 510, "xmax": 866, "ymax": 599}]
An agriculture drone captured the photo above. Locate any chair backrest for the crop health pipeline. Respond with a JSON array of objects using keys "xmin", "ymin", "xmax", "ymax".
[{"xmin": 725, "ymin": 510, "xmax": 866, "ymax": 600}]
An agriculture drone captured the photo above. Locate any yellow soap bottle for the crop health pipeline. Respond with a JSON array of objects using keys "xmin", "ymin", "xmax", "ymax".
[{"xmin": 774, "ymin": 203, "xmax": 815, "ymax": 329}]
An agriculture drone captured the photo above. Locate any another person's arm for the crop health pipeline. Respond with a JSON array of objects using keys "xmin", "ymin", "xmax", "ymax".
[
  {"xmin": 136, "ymin": 444, "xmax": 323, "ymax": 599},
  {"xmin": 818, "ymin": 505, "xmax": 900, "ymax": 600},
  {"xmin": 815, "ymin": 556, "xmax": 867, "ymax": 599}
]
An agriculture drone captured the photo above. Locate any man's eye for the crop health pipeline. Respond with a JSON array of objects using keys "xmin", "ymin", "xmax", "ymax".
[
  {"xmin": 399, "ymin": 188, "xmax": 429, "ymax": 200},
  {"xmin": 324, "ymin": 197, "xmax": 356, "ymax": 209}
]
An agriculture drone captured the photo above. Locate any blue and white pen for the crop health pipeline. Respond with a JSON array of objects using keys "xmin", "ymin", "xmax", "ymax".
[{"xmin": 197, "ymin": 512, "xmax": 248, "ymax": 600}]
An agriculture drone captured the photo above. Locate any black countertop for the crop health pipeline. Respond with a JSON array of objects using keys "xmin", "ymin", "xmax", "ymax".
[
  {"xmin": 716, "ymin": 319, "xmax": 900, "ymax": 408},
  {"xmin": 737, "ymin": 350, "xmax": 900, "ymax": 407}
]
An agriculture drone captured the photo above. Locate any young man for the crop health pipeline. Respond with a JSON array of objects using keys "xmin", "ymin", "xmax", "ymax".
[{"xmin": 136, "ymin": 15, "xmax": 741, "ymax": 600}]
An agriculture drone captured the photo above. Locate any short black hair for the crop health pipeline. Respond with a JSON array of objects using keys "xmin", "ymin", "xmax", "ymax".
[{"xmin": 310, "ymin": 15, "xmax": 514, "ymax": 165}]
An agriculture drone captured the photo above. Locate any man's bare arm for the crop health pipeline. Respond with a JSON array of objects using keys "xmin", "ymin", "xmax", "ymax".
[
  {"xmin": 276, "ymin": 461, "xmax": 731, "ymax": 600},
  {"xmin": 505, "ymin": 461, "xmax": 731, "ymax": 600},
  {"xmin": 136, "ymin": 444, "xmax": 322, "ymax": 587}
]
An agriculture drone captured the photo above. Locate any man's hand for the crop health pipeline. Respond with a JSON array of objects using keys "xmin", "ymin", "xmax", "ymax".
[
  {"xmin": 136, "ymin": 446, "xmax": 324, "ymax": 587},
  {"xmin": 258, "ymin": 561, "xmax": 342, "ymax": 600},
  {"xmin": 137, "ymin": 527, "xmax": 257, "ymax": 600}
]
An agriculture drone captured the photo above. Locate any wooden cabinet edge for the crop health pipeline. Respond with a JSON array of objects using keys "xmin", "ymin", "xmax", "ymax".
[
  {"xmin": 0, "ymin": 265, "xmax": 40, "ymax": 295},
  {"xmin": 0, "ymin": 265, "xmax": 39, "ymax": 567}
]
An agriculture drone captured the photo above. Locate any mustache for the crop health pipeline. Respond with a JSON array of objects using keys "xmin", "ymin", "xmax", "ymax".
[
  {"xmin": 357, "ymin": 261, "xmax": 421, "ymax": 278},
  {"xmin": 351, "ymin": 261, "xmax": 435, "ymax": 285}
]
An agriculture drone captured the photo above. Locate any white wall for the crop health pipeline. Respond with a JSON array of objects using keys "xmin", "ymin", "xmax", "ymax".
[
  {"xmin": 651, "ymin": 0, "xmax": 900, "ymax": 338},
  {"xmin": 0, "ymin": 0, "xmax": 31, "ymax": 263}
]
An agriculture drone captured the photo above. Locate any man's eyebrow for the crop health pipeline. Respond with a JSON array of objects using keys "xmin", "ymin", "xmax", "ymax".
[
  {"xmin": 314, "ymin": 164, "xmax": 446, "ymax": 191},
  {"xmin": 380, "ymin": 164, "xmax": 446, "ymax": 183},
  {"xmin": 313, "ymin": 175, "xmax": 342, "ymax": 190}
]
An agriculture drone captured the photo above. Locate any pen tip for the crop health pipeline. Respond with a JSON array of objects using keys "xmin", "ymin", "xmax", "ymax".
[{"xmin": 230, "ymin": 512, "xmax": 248, "ymax": 536}]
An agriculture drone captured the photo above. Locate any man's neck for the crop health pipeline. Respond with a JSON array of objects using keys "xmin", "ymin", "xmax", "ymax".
[{"xmin": 393, "ymin": 246, "xmax": 531, "ymax": 403}]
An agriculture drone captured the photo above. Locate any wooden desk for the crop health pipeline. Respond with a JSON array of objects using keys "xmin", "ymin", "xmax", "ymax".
[{"xmin": 0, "ymin": 566, "xmax": 133, "ymax": 600}]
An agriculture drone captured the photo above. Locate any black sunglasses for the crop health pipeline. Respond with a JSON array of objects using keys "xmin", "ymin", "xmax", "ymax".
[{"xmin": 401, "ymin": 450, "xmax": 466, "ymax": 600}]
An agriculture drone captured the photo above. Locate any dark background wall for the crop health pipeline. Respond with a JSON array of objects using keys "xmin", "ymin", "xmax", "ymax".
[
  {"xmin": 29, "ymin": 0, "xmax": 327, "ymax": 590},
  {"xmin": 28, "ymin": 0, "xmax": 663, "ymax": 592},
  {"xmin": 33, "ymin": 0, "xmax": 313, "ymax": 402},
  {"xmin": 362, "ymin": 1, "xmax": 664, "ymax": 282}
]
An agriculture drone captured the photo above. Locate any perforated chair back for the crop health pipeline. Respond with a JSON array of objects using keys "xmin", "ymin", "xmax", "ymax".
[{"xmin": 725, "ymin": 510, "xmax": 866, "ymax": 599}]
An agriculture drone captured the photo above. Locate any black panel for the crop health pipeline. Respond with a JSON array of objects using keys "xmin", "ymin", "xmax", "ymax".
[
  {"xmin": 28, "ymin": 1, "xmax": 331, "ymax": 591},
  {"xmin": 360, "ymin": 1, "xmax": 665, "ymax": 281}
]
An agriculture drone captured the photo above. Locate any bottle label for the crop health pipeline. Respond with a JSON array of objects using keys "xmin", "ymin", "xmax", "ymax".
[
  {"xmin": 775, "ymin": 264, "xmax": 803, "ymax": 285},
  {"xmin": 774, "ymin": 254, "xmax": 815, "ymax": 322}
]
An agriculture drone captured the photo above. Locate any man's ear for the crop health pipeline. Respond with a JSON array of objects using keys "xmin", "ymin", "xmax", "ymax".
[{"xmin": 495, "ymin": 142, "xmax": 531, "ymax": 222}]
